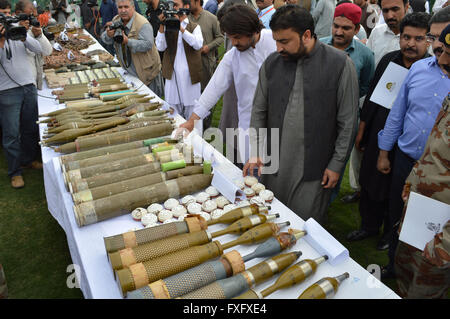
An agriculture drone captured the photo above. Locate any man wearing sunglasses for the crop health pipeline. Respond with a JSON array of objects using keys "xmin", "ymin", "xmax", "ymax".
[{"xmin": 376, "ymin": 6, "xmax": 450, "ymax": 279}]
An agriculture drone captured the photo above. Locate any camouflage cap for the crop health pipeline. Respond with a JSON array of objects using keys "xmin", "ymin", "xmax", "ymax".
[{"xmin": 439, "ymin": 23, "xmax": 450, "ymax": 47}]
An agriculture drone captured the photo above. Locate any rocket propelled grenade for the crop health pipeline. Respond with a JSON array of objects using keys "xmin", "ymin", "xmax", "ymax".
[
  {"xmin": 114, "ymin": 221, "xmax": 290, "ymax": 296},
  {"xmin": 207, "ymin": 203, "xmax": 269, "ymax": 226},
  {"xmin": 103, "ymin": 215, "xmax": 208, "ymax": 254},
  {"xmin": 234, "ymin": 255, "xmax": 329, "ymax": 299},
  {"xmin": 103, "ymin": 204, "xmax": 273, "ymax": 255},
  {"xmin": 179, "ymin": 251, "xmax": 302, "ymax": 299},
  {"xmin": 297, "ymin": 272, "xmax": 349, "ymax": 299},
  {"xmin": 126, "ymin": 231, "xmax": 301, "ymax": 299},
  {"xmin": 108, "ymin": 213, "xmax": 280, "ymax": 271}
]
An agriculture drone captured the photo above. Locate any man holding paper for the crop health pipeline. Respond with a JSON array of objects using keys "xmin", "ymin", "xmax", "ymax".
[
  {"xmin": 376, "ymin": 10, "xmax": 450, "ymax": 279},
  {"xmin": 395, "ymin": 87, "xmax": 450, "ymax": 298},
  {"xmin": 347, "ymin": 13, "xmax": 431, "ymax": 248}
]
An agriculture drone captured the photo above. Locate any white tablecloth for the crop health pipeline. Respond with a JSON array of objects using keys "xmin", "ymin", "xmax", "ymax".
[{"xmin": 37, "ymin": 36, "xmax": 400, "ymax": 300}]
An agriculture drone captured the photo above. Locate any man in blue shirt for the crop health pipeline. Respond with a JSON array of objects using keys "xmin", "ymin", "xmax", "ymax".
[
  {"xmin": 204, "ymin": 0, "xmax": 223, "ymax": 14},
  {"xmin": 256, "ymin": 0, "xmax": 275, "ymax": 29},
  {"xmin": 377, "ymin": 9, "xmax": 450, "ymax": 279}
]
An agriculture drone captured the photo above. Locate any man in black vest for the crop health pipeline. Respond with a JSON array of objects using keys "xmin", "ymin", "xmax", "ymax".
[{"xmin": 243, "ymin": 5, "xmax": 359, "ymax": 225}]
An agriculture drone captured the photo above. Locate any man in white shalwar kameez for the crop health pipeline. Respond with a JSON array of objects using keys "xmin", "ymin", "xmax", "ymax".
[
  {"xmin": 179, "ymin": 4, "xmax": 276, "ymax": 165},
  {"xmin": 156, "ymin": 0, "xmax": 204, "ymax": 120}
]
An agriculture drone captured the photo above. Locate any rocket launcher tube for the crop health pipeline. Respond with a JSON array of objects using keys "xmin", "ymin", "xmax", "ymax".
[
  {"xmin": 63, "ymin": 147, "xmax": 152, "ymax": 172},
  {"xmin": 179, "ymin": 251, "xmax": 301, "ymax": 299},
  {"xmin": 68, "ymin": 162, "xmax": 162, "ymax": 193},
  {"xmin": 72, "ymin": 167, "xmax": 204, "ymax": 204},
  {"xmin": 74, "ymin": 174, "xmax": 213, "ymax": 227},
  {"xmin": 207, "ymin": 204, "xmax": 269, "ymax": 226},
  {"xmin": 297, "ymin": 272, "xmax": 349, "ymax": 299},
  {"xmin": 109, "ymin": 213, "xmax": 280, "ymax": 271},
  {"xmin": 126, "ymin": 231, "xmax": 301, "ymax": 299},
  {"xmin": 103, "ymin": 215, "xmax": 208, "ymax": 254},
  {"xmin": 54, "ymin": 123, "xmax": 174, "ymax": 153}
]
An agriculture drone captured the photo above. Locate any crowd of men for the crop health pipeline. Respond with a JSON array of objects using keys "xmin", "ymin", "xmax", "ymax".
[{"xmin": 0, "ymin": 0, "xmax": 449, "ymax": 299}]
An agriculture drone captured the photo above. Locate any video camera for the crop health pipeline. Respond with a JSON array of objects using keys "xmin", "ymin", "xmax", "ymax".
[
  {"xmin": 109, "ymin": 20, "xmax": 126, "ymax": 43},
  {"xmin": 159, "ymin": 0, "xmax": 190, "ymax": 31},
  {"xmin": 16, "ymin": 13, "xmax": 41, "ymax": 28},
  {"xmin": 0, "ymin": 13, "xmax": 28, "ymax": 41}
]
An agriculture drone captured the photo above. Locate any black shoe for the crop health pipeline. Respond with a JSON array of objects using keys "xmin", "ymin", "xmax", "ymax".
[
  {"xmin": 381, "ymin": 266, "xmax": 396, "ymax": 280},
  {"xmin": 341, "ymin": 191, "xmax": 360, "ymax": 204},
  {"xmin": 347, "ymin": 229, "xmax": 377, "ymax": 241},
  {"xmin": 376, "ymin": 238, "xmax": 390, "ymax": 251}
]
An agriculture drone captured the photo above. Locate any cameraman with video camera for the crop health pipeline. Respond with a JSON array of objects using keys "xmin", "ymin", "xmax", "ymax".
[
  {"xmin": 101, "ymin": 0, "xmax": 164, "ymax": 97},
  {"xmin": 156, "ymin": 0, "xmax": 203, "ymax": 120},
  {"xmin": 0, "ymin": 0, "xmax": 43, "ymax": 188},
  {"xmin": 14, "ymin": 0, "xmax": 52, "ymax": 171},
  {"xmin": 49, "ymin": 0, "xmax": 70, "ymax": 24}
]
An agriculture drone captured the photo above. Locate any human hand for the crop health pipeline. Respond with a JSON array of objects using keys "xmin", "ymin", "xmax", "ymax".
[
  {"xmin": 321, "ymin": 168, "xmax": 340, "ymax": 188},
  {"xmin": 19, "ymin": 19, "xmax": 30, "ymax": 30},
  {"xmin": 355, "ymin": 121, "xmax": 366, "ymax": 152},
  {"xmin": 377, "ymin": 150, "xmax": 391, "ymax": 174},
  {"xmin": 243, "ymin": 157, "xmax": 264, "ymax": 177},
  {"xmin": 201, "ymin": 45, "xmax": 210, "ymax": 55}
]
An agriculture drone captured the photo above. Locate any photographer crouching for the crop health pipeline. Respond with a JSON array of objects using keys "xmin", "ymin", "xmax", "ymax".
[
  {"xmin": 155, "ymin": 0, "xmax": 203, "ymax": 120},
  {"xmin": 101, "ymin": 0, "xmax": 164, "ymax": 97},
  {"xmin": 0, "ymin": 0, "xmax": 43, "ymax": 188}
]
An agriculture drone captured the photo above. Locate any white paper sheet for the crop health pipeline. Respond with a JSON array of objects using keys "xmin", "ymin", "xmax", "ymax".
[
  {"xmin": 303, "ymin": 218, "xmax": 349, "ymax": 266},
  {"xmin": 370, "ymin": 62, "xmax": 409, "ymax": 110},
  {"xmin": 399, "ymin": 192, "xmax": 450, "ymax": 251}
]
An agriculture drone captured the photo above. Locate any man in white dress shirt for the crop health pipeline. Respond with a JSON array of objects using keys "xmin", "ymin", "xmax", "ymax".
[
  {"xmin": 179, "ymin": 4, "xmax": 276, "ymax": 165},
  {"xmin": 367, "ymin": 0, "xmax": 409, "ymax": 65},
  {"xmin": 156, "ymin": 0, "xmax": 204, "ymax": 120}
]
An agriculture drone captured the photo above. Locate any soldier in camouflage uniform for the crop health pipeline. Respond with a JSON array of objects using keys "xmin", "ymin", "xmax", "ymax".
[
  {"xmin": 394, "ymin": 90, "xmax": 450, "ymax": 298},
  {"xmin": 0, "ymin": 263, "xmax": 8, "ymax": 299}
]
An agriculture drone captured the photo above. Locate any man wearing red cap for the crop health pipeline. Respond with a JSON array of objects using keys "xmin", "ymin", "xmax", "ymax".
[
  {"xmin": 320, "ymin": 2, "xmax": 375, "ymax": 98},
  {"xmin": 320, "ymin": 2, "xmax": 375, "ymax": 208}
]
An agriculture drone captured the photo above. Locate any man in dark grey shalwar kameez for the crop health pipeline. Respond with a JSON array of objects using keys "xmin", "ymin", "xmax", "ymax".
[{"xmin": 244, "ymin": 5, "xmax": 359, "ymax": 225}]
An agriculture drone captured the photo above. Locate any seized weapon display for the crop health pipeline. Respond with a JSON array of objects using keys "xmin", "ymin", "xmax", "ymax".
[
  {"xmin": 179, "ymin": 251, "xmax": 302, "ymax": 299},
  {"xmin": 108, "ymin": 213, "xmax": 280, "ymax": 271},
  {"xmin": 126, "ymin": 230, "xmax": 305, "ymax": 299},
  {"xmin": 103, "ymin": 204, "xmax": 271, "ymax": 254},
  {"xmin": 114, "ymin": 221, "xmax": 290, "ymax": 296}
]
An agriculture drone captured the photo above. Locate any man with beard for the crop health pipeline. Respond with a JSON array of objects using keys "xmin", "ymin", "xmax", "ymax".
[
  {"xmin": 156, "ymin": 0, "xmax": 204, "ymax": 119},
  {"xmin": 367, "ymin": 0, "xmax": 409, "ymax": 65},
  {"xmin": 243, "ymin": 5, "xmax": 359, "ymax": 225},
  {"xmin": 347, "ymin": 12, "xmax": 432, "ymax": 249},
  {"xmin": 376, "ymin": 7, "xmax": 450, "ymax": 279},
  {"xmin": 101, "ymin": 0, "xmax": 163, "ymax": 97},
  {"xmin": 179, "ymin": 4, "xmax": 276, "ymax": 165}
]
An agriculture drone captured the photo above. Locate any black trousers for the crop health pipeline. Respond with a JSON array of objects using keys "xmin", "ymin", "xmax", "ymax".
[
  {"xmin": 359, "ymin": 187, "xmax": 390, "ymax": 234},
  {"xmin": 386, "ymin": 146, "xmax": 416, "ymax": 271}
]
